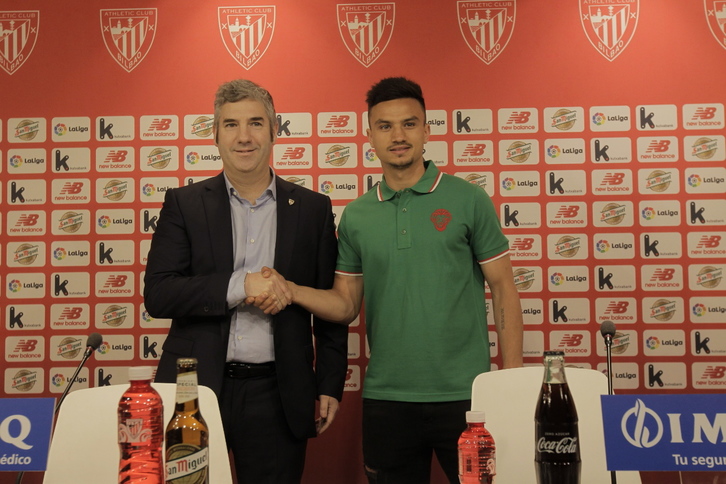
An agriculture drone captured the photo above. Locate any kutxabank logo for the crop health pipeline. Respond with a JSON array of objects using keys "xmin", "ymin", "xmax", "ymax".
[
  {"xmin": 337, "ymin": 3, "xmax": 395, "ymax": 67},
  {"xmin": 457, "ymin": 1, "xmax": 515, "ymax": 65},
  {"xmin": 218, "ymin": 6, "xmax": 276, "ymax": 70},
  {"xmin": 580, "ymin": 1, "xmax": 639, "ymax": 61},
  {"xmin": 100, "ymin": 8, "xmax": 157, "ymax": 72},
  {"xmin": 0, "ymin": 11, "xmax": 40, "ymax": 75}
]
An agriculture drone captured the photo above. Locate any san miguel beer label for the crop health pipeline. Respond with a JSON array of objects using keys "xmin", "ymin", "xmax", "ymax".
[
  {"xmin": 0, "ymin": 11, "xmax": 40, "ymax": 75},
  {"xmin": 337, "ymin": 3, "xmax": 395, "ymax": 67},
  {"xmin": 218, "ymin": 6, "xmax": 276, "ymax": 70},
  {"xmin": 100, "ymin": 8, "xmax": 157, "ymax": 72},
  {"xmin": 457, "ymin": 1, "xmax": 516, "ymax": 65},
  {"xmin": 705, "ymin": 0, "xmax": 726, "ymax": 50},
  {"xmin": 579, "ymin": 1, "xmax": 639, "ymax": 61}
]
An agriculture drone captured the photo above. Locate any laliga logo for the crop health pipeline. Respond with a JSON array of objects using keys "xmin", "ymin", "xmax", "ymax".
[
  {"xmin": 550, "ymin": 272, "xmax": 565, "ymax": 286},
  {"xmin": 98, "ymin": 215, "xmax": 112, "ymax": 229},
  {"xmin": 186, "ymin": 151, "xmax": 200, "ymax": 165},
  {"xmin": 646, "ymin": 336, "xmax": 660, "ymax": 350},
  {"xmin": 365, "ymin": 148, "xmax": 378, "ymax": 163},
  {"xmin": 10, "ymin": 155, "xmax": 23, "ymax": 168},
  {"xmin": 501, "ymin": 177, "xmax": 515, "ymax": 190},
  {"xmin": 142, "ymin": 310, "xmax": 153, "ymax": 323},
  {"xmin": 54, "ymin": 123, "xmax": 67, "ymax": 136},
  {"xmin": 547, "ymin": 145, "xmax": 561, "ymax": 158},
  {"xmin": 51, "ymin": 373, "xmax": 66, "ymax": 387},
  {"xmin": 320, "ymin": 180, "xmax": 334, "ymax": 194},
  {"xmin": 592, "ymin": 112, "xmax": 606, "ymax": 126},
  {"xmin": 53, "ymin": 247, "xmax": 67, "ymax": 260},
  {"xmin": 692, "ymin": 303, "xmax": 707, "ymax": 317},
  {"xmin": 8, "ymin": 279, "xmax": 22, "ymax": 293},
  {"xmin": 142, "ymin": 183, "xmax": 156, "ymax": 197},
  {"xmin": 688, "ymin": 174, "xmax": 702, "ymax": 188},
  {"xmin": 622, "ymin": 399, "xmax": 662, "ymax": 448},
  {"xmin": 641, "ymin": 207, "xmax": 656, "ymax": 220},
  {"xmin": 596, "ymin": 240, "xmax": 610, "ymax": 253}
]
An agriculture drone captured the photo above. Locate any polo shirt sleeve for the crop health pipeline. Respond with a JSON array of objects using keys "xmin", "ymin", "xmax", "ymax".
[
  {"xmin": 335, "ymin": 207, "xmax": 363, "ymax": 275},
  {"xmin": 470, "ymin": 187, "xmax": 510, "ymax": 264}
]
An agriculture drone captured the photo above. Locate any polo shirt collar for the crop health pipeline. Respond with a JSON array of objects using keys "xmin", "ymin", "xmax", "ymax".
[{"xmin": 376, "ymin": 161, "xmax": 443, "ymax": 201}]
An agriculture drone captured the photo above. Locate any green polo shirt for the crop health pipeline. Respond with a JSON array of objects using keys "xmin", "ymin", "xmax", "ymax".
[{"xmin": 336, "ymin": 161, "xmax": 509, "ymax": 402}]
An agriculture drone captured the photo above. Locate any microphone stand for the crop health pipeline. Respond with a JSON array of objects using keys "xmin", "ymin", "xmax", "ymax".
[
  {"xmin": 604, "ymin": 334, "xmax": 617, "ymax": 484},
  {"xmin": 16, "ymin": 342, "xmax": 98, "ymax": 484}
]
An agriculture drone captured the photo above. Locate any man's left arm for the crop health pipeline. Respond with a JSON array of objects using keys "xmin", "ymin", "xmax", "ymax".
[
  {"xmin": 481, "ymin": 254, "xmax": 524, "ymax": 368},
  {"xmin": 311, "ymin": 197, "xmax": 349, "ymax": 433}
]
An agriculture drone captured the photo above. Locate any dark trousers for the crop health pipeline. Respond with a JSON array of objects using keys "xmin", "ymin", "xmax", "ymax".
[
  {"xmin": 220, "ymin": 373, "xmax": 307, "ymax": 484},
  {"xmin": 362, "ymin": 399, "xmax": 470, "ymax": 484}
]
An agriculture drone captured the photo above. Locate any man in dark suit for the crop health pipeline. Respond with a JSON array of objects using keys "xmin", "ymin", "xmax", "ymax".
[{"xmin": 144, "ymin": 79, "xmax": 348, "ymax": 483}]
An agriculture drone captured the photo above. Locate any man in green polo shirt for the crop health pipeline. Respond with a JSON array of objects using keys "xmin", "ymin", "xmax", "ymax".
[{"xmin": 253, "ymin": 77, "xmax": 523, "ymax": 483}]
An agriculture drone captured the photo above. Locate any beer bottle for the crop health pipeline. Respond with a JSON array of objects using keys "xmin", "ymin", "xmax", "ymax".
[
  {"xmin": 534, "ymin": 351, "xmax": 581, "ymax": 484},
  {"xmin": 165, "ymin": 358, "xmax": 209, "ymax": 483}
]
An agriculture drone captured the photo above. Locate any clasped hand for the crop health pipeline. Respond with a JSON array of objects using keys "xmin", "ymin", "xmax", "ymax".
[{"xmin": 244, "ymin": 267, "xmax": 291, "ymax": 315}]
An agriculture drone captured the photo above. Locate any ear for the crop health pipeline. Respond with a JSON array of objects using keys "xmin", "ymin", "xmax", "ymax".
[{"xmin": 423, "ymin": 122, "xmax": 431, "ymax": 144}]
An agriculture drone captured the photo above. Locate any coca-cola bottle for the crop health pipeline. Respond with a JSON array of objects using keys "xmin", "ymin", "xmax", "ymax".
[
  {"xmin": 458, "ymin": 410, "xmax": 496, "ymax": 484},
  {"xmin": 534, "ymin": 351, "xmax": 581, "ymax": 484},
  {"xmin": 118, "ymin": 366, "xmax": 164, "ymax": 483}
]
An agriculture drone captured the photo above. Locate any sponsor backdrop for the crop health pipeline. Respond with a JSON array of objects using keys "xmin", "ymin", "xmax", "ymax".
[{"xmin": 1, "ymin": 1, "xmax": 725, "ymax": 482}]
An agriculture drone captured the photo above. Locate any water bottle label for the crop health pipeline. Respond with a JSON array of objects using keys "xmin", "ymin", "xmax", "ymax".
[
  {"xmin": 118, "ymin": 418, "xmax": 152, "ymax": 444},
  {"xmin": 536, "ymin": 436, "xmax": 578, "ymax": 454},
  {"xmin": 165, "ymin": 443, "xmax": 208, "ymax": 482}
]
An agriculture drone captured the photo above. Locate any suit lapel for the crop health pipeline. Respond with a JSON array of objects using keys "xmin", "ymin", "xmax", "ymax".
[
  {"xmin": 203, "ymin": 173, "xmax": 234, "ymax": 272},
  {"xmin": 274, "ymin": 177, "xmax": 299, "ymax": 276}
]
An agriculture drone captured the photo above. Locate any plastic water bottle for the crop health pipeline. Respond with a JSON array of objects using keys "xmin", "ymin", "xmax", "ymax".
[
  {"xmin": 118, "ymin": 366, "xmax": 164, "ymax": 483},
  {"xmin": 458, "ymin": 410, "xmax": 496, "ymax": 484}
]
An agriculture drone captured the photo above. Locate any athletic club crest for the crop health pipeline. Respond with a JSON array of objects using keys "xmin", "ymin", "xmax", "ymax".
[
  {"xmin": 457, "ymin": 1, "xmax": 516, "ymax": 65},
  {"xmin": 0, "ymin": 11, "xmax": 40, "ymax": 75},
  {"xmin": 337, "ymin": 3, "xmax": 395, "ymax": 67},
  {"xmin": 218, "ymin": 6, "xmax": 276, "ymax": 70},
  {"xmin": 705, "ymin": 0, "xmax": 726, "ymax": 50},
  {"xmin": 579, "ymin": 1, "xmax": 639, "ymax": 61},
  {"xmin": 100, "ymin": 8, "xmax": 157, "ymax": 72}
]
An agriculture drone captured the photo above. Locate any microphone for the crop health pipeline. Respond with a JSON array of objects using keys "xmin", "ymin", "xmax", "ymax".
[
  {"xmin": 600, "ymin": 320, "xmax": 616, "ymax": 347},
  {"xmin": 54, "ymin": 332, "xmax": 102, "ymax": 415},
  {"xmin": 600, "ymin": 321, "xmax": 618, "ymax": 484},
  {"xmin": 16, "ymin": 334, "xmax": 103, "ymax": 484}
]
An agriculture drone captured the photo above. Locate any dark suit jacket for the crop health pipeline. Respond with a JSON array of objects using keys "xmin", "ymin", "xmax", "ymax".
[{"xmin": 144, "ymin": 172, "xmax": 348, "ymax": 440}]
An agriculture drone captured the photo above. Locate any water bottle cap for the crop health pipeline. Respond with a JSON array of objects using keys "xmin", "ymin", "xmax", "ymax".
[
  {"xmin": 128, "ymin": 366, "xmax": 153, "ymax": 381},
  {"xmin": 465, "ymin": 410, "xmax": 487, "ymax": 423}
]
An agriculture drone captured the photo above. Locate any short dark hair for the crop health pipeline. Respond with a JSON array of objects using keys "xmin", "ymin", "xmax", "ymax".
[
  {"xmin": 214, "ymin": 79, "xmax": 277, "ymax": 140},
  {"xmin": 365, "ymin": 77, "xmax": 426, "ymax": 114}
]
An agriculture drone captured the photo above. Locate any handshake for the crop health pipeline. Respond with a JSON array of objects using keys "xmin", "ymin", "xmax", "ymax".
[{"xmin": 243, "ymin": 266, "xmax": 294, "ymax": 315}]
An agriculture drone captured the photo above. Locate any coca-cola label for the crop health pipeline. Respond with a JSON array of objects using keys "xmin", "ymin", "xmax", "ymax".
[{"xmin": 536, "ymin": 435, "xmax": 578, "ymax": 454}]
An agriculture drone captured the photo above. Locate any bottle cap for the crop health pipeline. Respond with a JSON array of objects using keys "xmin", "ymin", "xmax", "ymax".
[
  {"xmin": 127, "ymin": 366, "xmax": 153, "ymax": 381},
  {"xmin": 465, "ymin": 410, "xmax": 487, "ymax": 423}
]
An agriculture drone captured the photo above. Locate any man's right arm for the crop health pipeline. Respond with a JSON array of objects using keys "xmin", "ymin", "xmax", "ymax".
[{"xmin": 290, "ymin": 272, "xmax": 363, "ymax": 324}]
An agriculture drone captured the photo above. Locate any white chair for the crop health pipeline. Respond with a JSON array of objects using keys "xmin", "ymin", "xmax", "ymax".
[
  {"xmin": 43, "ymin": 383, "xmax": 232, "ymax": 484},
  {"xmin": 471, "ymin": 366, "xmax": 642, "ymax": 484}
]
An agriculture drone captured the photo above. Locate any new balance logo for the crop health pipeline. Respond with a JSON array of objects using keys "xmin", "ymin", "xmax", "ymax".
[
  {"xmin": 506, "ymin": 112, "xmax": 531, "ymax": 124},
  {"xmin": 692, "ymin": 107, "xmax": 718, "ymax": 120},
  {"xmin": 59, "ymin": 182, "xmax": 84, "ymax": 195},
  {"xmin": 59, "ymin": 307, "xmax": 83, "ymax": 320},
  {"xmin": 697, "ymin": 235, "xmax": 722, "ymax": 249},
  {"xmin": 701, "ymin": 366, "xmax": 726, "ymax": 379},
  {"xmin": 148, "ymin": 118, "xmax": 173, "ymax": 131},
  {"xmin": 325, "ymin": 115, "xmax": 350, "ymax": 128},
  {"xmin": 104, "ymin": 275, "xmax": 128, "ymax": 288},
  {"xmin": 282, "ymin": 147, "xmax": 305, "ymax": 160},
  {"xmin": 462, "ymin": 144, "xmax": 487, "ymax": 156},
  {"xmin": 647, "ymin": 140, "xmax": 671, "ymax": 153},
  {"xmin": 555, "ymin": 206, "xmax": 580, "ymax": 218},
  {"xmin": 559, "ymin": 334, "xmax": 583, "ymax": 347},
  {"xmin": 13, "ymin": 340, "xmax": 38, "ymax": 352},
  {"xmin": 511, "ymin": 238, "xmax": 535, "ymax": 251},
  {"xmin": 650, "ymin": 269, "xmax": 676, "ymax": 281},
  {"xmin": 605, "ymin": 301, "xmax": 629, "ymax": 314},
  {"xmin": 601, "ymin": 173, "xmax": 626, "ymax": 185},
  {"xmin": 16, "ymin": 214, "xmax": 39, "ymax": 226},
  {"xmin": 104, "ymin": 150, "xmax": 129, "ymax": 163}
]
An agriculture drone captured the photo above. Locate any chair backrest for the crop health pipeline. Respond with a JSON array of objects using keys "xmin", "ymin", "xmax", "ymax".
[
  {"xmin": 471, "ymin": 366, "xmax": 641, "ymax": 484},
  {"xmin": 43, "ymin": 382, "xmax": 232, "ymax": 484}
]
